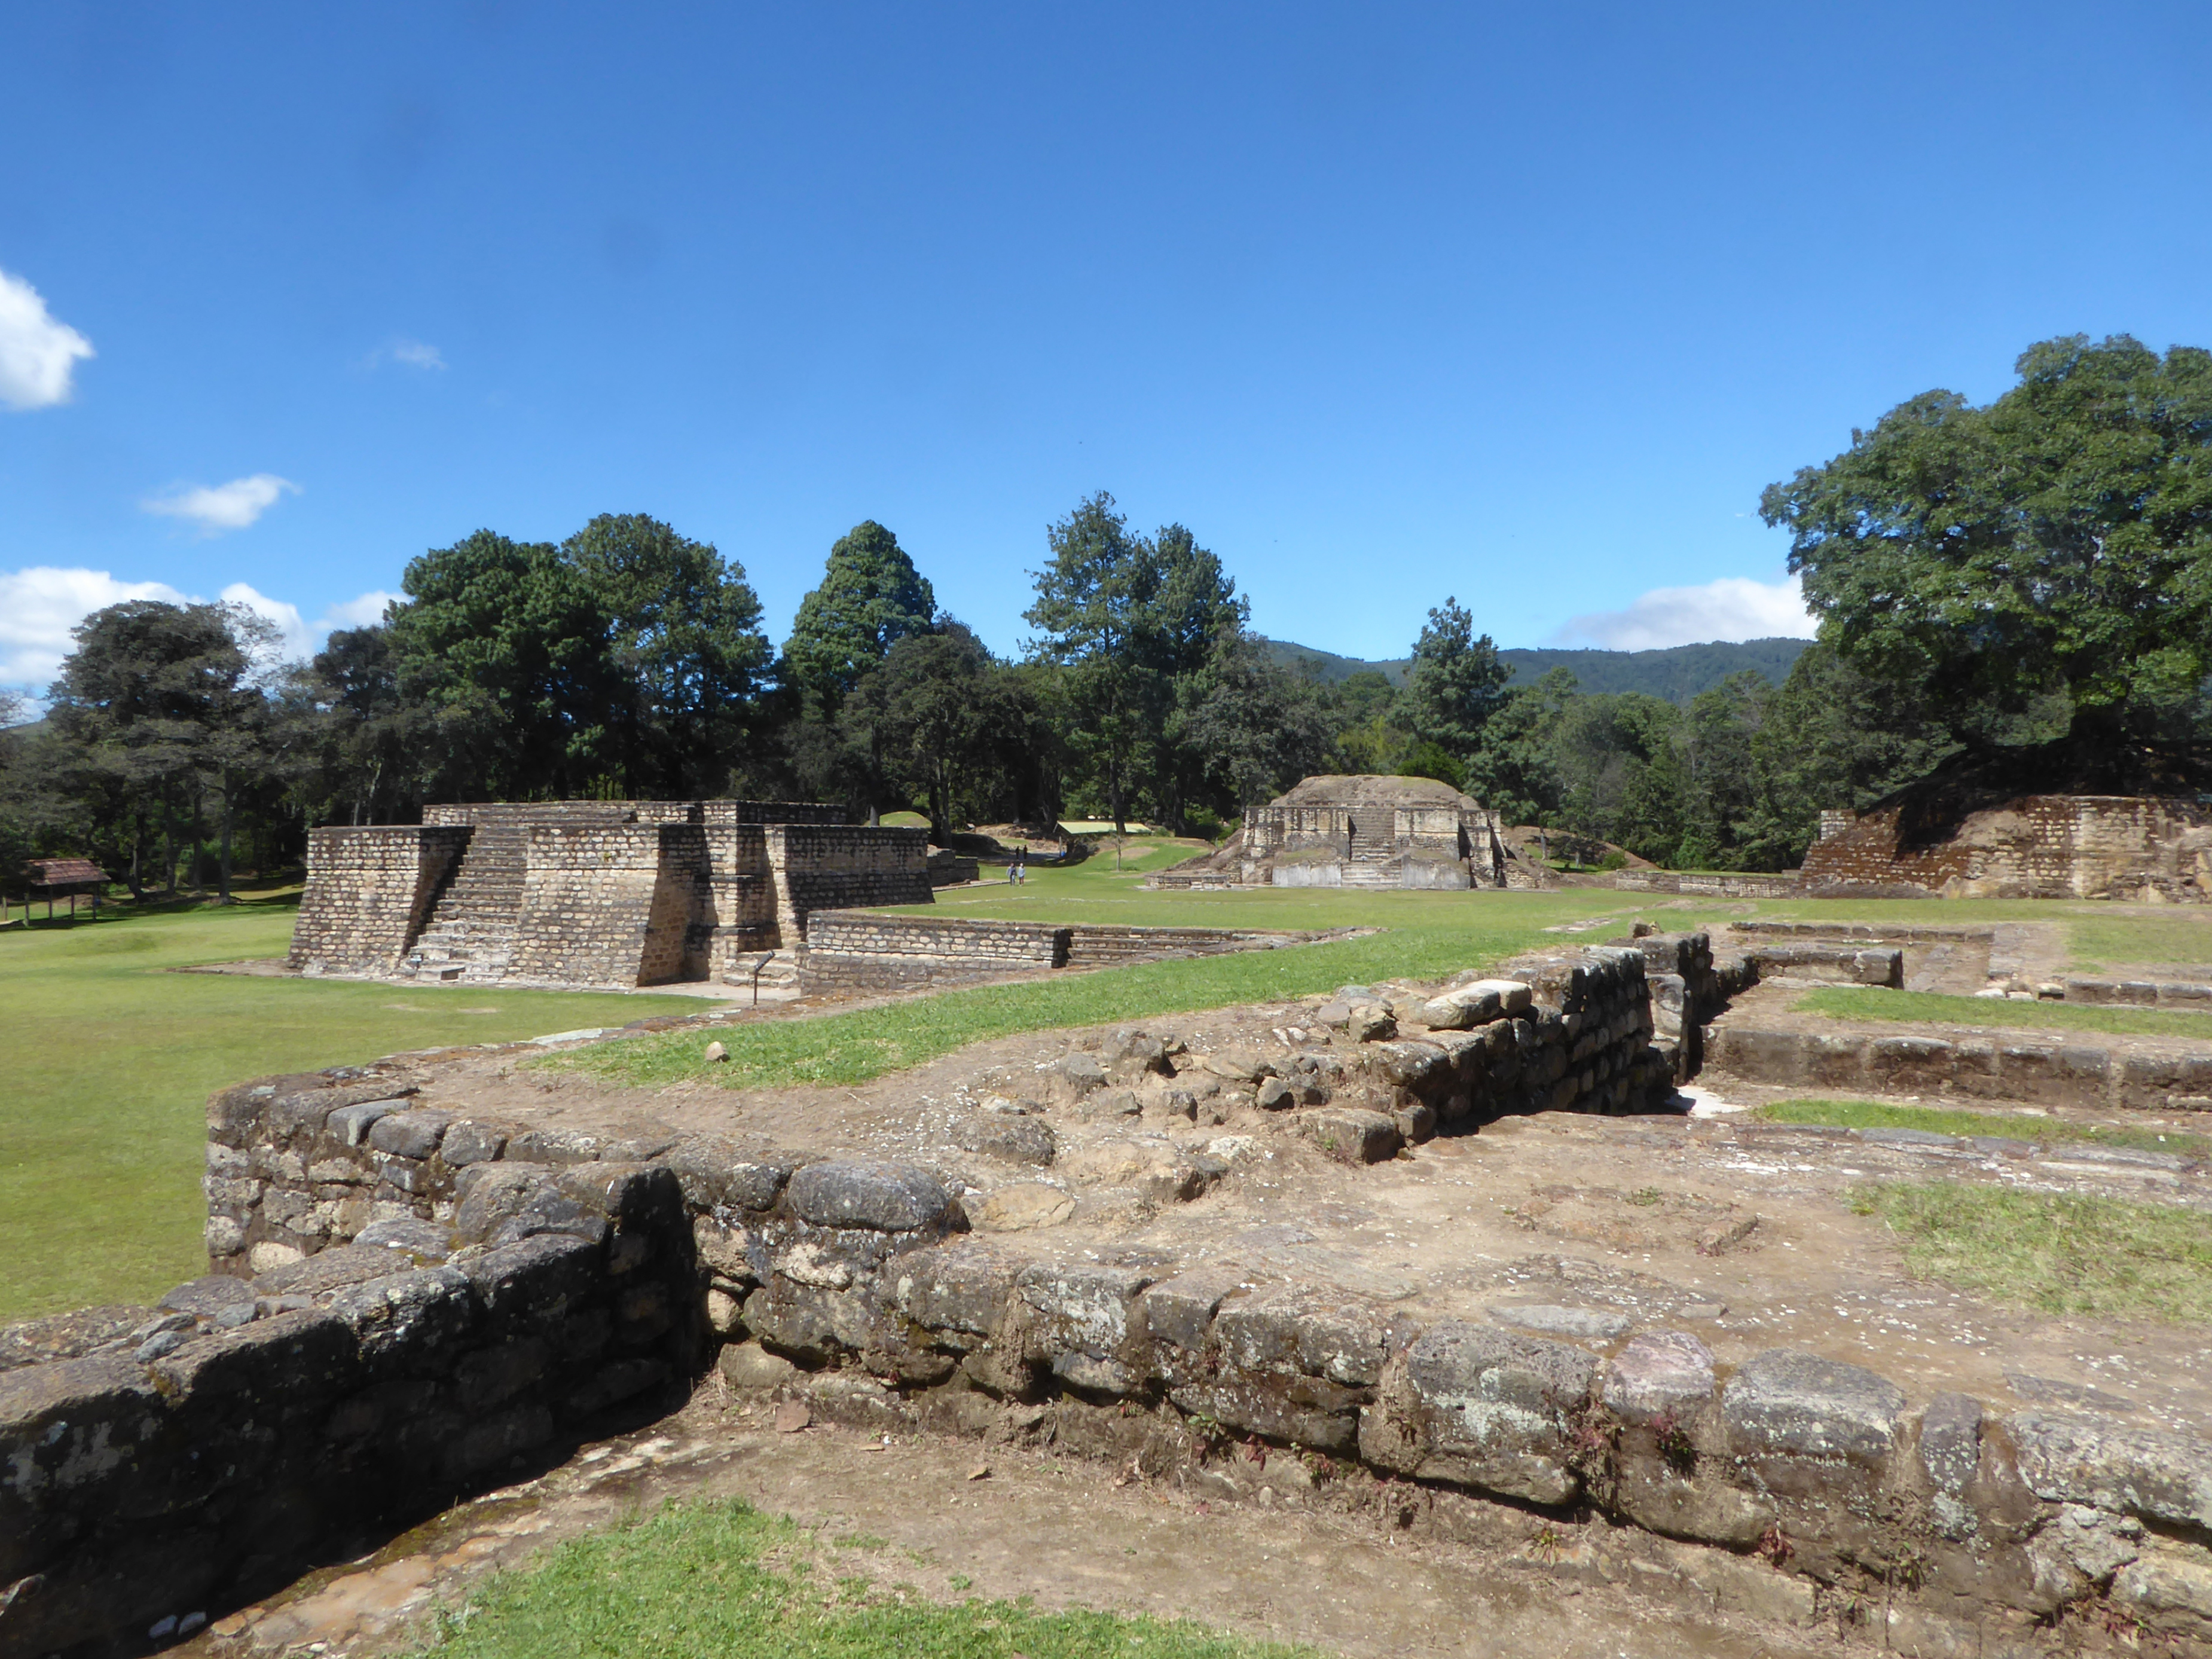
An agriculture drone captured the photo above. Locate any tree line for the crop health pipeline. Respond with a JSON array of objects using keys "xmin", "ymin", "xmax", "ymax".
[{"xmin": 5, "ymin": 333, "xmax": 2207, "ymax": 896}]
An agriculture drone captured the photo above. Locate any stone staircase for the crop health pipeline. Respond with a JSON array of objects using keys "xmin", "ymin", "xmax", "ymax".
[
  {"xmin": 1340, "ymin": 814, "xmax": 1402, "ymax": 886},
  {"xmin": 402, "ymin": 824, "xmax": 527, "ymax": 983}
]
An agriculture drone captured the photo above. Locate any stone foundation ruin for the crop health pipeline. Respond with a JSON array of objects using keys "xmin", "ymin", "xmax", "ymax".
[
  {"xmin": 10, "ymin": 919, "xmax": 2212, "ymax": 1654},
  {"xmin": 1154, "ymin": 774, "xmax": 1544, "ymax": 891},
  {"xmin": 286, "ymin": 799, "xmax": 933, "ymax": 989},
  {"xmin": 1804, "ymin": 793, "xmax": 2212, "ymax": 902}
]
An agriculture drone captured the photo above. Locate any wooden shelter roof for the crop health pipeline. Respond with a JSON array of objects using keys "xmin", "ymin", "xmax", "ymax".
[{"xmin": 25, "ymin": 858, "xmax": 107, "ymax": 890}]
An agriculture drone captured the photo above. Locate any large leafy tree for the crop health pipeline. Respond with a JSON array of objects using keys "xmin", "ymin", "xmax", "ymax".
[
  {"xmin": 1399, "ymin": 598, "xmax": 1512, "ymax": 764},
  {"xmin": 44, "ymin": 600, "xmax": 276, "ymax": 899},
  {"xmin": 1761, "ymin": 334, "xmax": 2212, "ymax": 753},
  {"xmin": 384, "ymin": 530, "xmax": 622, "ymax": 800},
  {"xmin": 784, "ymin": 521, "xmax": 937, "ymax": 713},
  {"xmin": 1025, "ymin": 493, "xmax": 1157, "ymax": 833},
  {"xmin": 563, "ymin": 512, "xmax": 773, "ymax": 794}
]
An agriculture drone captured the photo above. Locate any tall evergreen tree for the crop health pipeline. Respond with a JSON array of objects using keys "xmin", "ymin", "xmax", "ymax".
[{"xmin": 784, "ymin": 521, "xmax": 937, "ymax": 713}]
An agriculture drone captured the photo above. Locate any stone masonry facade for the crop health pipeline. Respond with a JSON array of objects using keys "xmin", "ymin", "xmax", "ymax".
[
  {"xmin": 1802, "ymin": 794, "xmax": 2212, "ymax": 902},
  {"xmin": 288, "ymin": 801, "xmax": 933, "ymax": 989}
]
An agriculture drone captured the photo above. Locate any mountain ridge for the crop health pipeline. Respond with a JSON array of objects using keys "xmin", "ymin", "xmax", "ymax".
[{"xmin": 1260, "ymin": 636, "xmax": 1813, "ymax": 704}]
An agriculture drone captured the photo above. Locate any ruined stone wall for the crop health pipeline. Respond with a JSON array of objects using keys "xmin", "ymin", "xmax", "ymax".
[
  {"xmin": 1060, "ymin": 924, "xmax": 1291, "ymax": 967},
  {"xmin": 16, "ymin": 945, "xmax": 2212, "ymax": 1650},
  {"xmin": 506, "ymin": 824, "xmax": 708, "ymax": 986},
  {"xmin": 287, "ymin": 826, "xmax": 472, "ymax": 976},
  {"xmin": 1799, "ymin": 793, "xmax": 2212, "ymax": 901},
  {"xmin": 799, "ymin": 911, "xmax": 1071, "ymax": 991},
  {"xmin": 766, "ymin": 825, "xmax": 933, "ymax": 940},
  {"xmin": 1609, "ymin": 869, "xmax": 1803, "ymax": 899},
  {"xmin": 1, "ymin": 1070, "xmax": 699, "ymax": 1656}
]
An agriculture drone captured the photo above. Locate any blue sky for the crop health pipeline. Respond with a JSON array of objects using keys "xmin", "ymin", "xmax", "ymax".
[{"xmin": 5, "ymin": 3, "xmax": 2210, "ymax": 696}]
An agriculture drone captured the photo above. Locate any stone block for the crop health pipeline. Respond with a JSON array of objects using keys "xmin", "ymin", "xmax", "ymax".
[
  {"xmin": 2009, "ymin": 1410, "xmax": 2212, "ymax": 1530},
  {"xmin": 1139, "ymin": 1267, "xmax": 1254, "ymax": 1352},
  {"xmin": 1213, "ymin": 1290, "xmax": 1389, "ymax": 1386},
  {"xmin": 662, "ymin": 1137, "xmax": 793, "ymax": 1211},
  {"xmin": 367, "ymin": 1110, "xmax": 451, "ymax": 1160},
  {"xmin": 439, "ymin": 1120, "xmax": 508, "ymax": 1166},
  {"xmin": 1602, "ymin": 1331, "xmax": 1715, "ymax": 1425},
  {"xmin": 326, "ymin": 1098, "xmax": 408, "ymax": 1147},
  {"xmin": 1920, "ymin": 1392, "xmax": 1982, "ymax": 1496},
  {"xmin": 786, "ymin": 1160, "xmax": 962, "ymax": 1235},
  {"xmin": 1015, "ymin": 1263, "xmax": 1151, "ymax": 1359},
  {"xmin": 1359, "ymin": 1320, "xmax": 1597, "ymax": 1504},
  {"xmin": 951, "ymin": 1115, "xmax": 1057, "ymax": 1166},
  {"xmin": 326, "ymin": 1266, "xmax": 477, "ymax": 1372},
  {"xmin": 150, "ymin": 1306, "xmax": 359, "ymax": 1410},
  {"xmin": 462, "ymin": 1235, "xmax": 601, "ymax": 1332},
  {"xmin": 891, "ymin": 1245, "xmax": 1018, "ymax": 1339},
  {"xmin": 1291, "ymin": 1107, "xmax": 1402, "ymax": 1164},
  {"xmin": 1722, "ymin": 1348, "xmax": 1904, "ymax": 1464}
]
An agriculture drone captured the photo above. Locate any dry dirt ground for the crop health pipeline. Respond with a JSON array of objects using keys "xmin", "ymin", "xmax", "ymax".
[{"xmin": 188, "ymin": 1392, "xmax": 1911, "ymax": 1659}]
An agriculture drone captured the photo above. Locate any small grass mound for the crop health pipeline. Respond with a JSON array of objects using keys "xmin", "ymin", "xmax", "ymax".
[
  {"xmin": 1850, "ymin": 1181, "xmax": 2212, "ymax": 1324},
  {"xmin": 1757, "ymin": 1098, "xmax": 2212, "ymax": 1161},
  {"xmin": 1793, "ymin": 985, "xmax": 2212, "ymax": 1041},
  {"xmin": 409, "ymin": 1497, "xmax": 1311, "ymax": 1659}
]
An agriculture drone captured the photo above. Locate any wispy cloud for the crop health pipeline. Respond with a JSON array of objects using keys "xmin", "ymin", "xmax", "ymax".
[
  {"xmin": 1553, "ymin": 573, "xmax": 1815, "ymax": 652},
  {"xmin": 142, "ymin": 473, "xmax": 301, "ymax": 536},
  {"xmin": 366, "ymin": 335, "xmax": 447, "ymax": 371},
  {"xmin": 0, "ymin": 268, "xmax": 95, "ymax": 411},
  {"xmin": 0, "ymin": 568, "xmax": 400, "ymax": 696}
]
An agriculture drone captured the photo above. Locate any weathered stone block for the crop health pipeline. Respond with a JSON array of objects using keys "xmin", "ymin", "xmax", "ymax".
[
  {"xmin": 2009, "ymin": 1410, "xmax": 2212, "ymax": 1530},
  {"xmin": 1360, "ymin": 1321, "xmax": 1597, "ymax": 1504},
  {"xmin": 787, "ymin": 1160, "xmax": 962, "ymax": 1235},
  {"xmin": 1602, "ymin": 1331, "xmax": 1714, "ymax": 1425},
  {"xmin": 1722, "ymin": 1349, "xmax": 1904, "ymax": 1464}
]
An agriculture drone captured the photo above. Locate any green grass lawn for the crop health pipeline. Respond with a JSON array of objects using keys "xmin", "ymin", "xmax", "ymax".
[
  {"xmin": 1756, "ymin": 1097, "xmax": 2212, "ymax": 1161},
  {"xmin": 553, "ymin": 886, "xmax": 1638, "ymax": 1092},
  {"xmin": 1852, "ymin": 1181, "xmax": 2212, "ymax": 1324},
  {"xmin": 410, "ymin": 1498, "xmax": 1311, "ymax": 1659},
  {"xmin": 1792, "ymin": 985, "xmax": 2212, "ymax": 1040},
  {"xmin": 0, "ymin": 896, "xmax": 706, "ymax": 1324}
]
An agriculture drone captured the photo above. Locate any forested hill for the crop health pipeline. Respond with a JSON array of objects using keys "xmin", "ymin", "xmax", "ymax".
[{"xmin": 1260, "ymin": 636, "xmax": 1813, "ymax": 703}]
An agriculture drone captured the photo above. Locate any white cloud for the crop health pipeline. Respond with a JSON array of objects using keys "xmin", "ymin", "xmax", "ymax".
[
  {"xmin": 0, "ymin": 569, "xmax": 399, "ymax": 696},
  {"xmin": 0, "ymin": 268, "xmax": 96, "ymax": 411},
  {"xmin": 1552, "ymin": 573, "xmax": 1816, "ymax": 652},
  {"xmin": 322, "ymin": 589, "xmax": 402, "ymax": 629},
  {"xmin": 365, "ymin": 336, "xmax": 447, "ymax": 371},
  {"xmin": 142, "ymin": 473, "xmax": 301, "ymax": 535},
  {"xmin": 0, "ymin": 567, "xmax": 190, "ymax": 686}
]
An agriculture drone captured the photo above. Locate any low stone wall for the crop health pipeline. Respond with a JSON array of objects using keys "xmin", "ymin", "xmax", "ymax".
[
  {"xmin": 1, "ymin": 1081, "xmax": 699, "ymax": 1655},
  {"xmin": 288, "ymin": 826, "xmax": 471, "ymax": 976},
  {"xmin": 2065, "ymin": 976, "xmax": 2212, "ymax": 1009},
  {"xmin": 1609, "ymin": 869, "xmax": 1804, "ymax": 899},
  {"xmin": 1730, "ymin": 920, "xmax": 1995, "ymax": 944},
  {"xmin": 799, "ymin": 912, "xmax": 1071, "ymax": 992},
  {"xmin": 1743, "ymin": 943, "xmax": 1905, "ymax": 988},
  {"xmin": 1705, "ymin": 1018, "xmax": 2212, "ymax": 1112},
  {"xmin": 1061, "ymin": 924, "xmax": 1294, "ymax": 967}
]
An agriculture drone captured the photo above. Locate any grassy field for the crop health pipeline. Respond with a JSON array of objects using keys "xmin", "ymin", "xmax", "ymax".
[
  {"xmin": 1792, "ymin": 985, "xmax": 2212, "ymax": 1040},
  {"xmin": 1756, "ymin": 1097, "xmax": 2212, "ymax": 1160},
  {"xmin": 410, "ymin": 1498, "xmax": 1311, "ymax": 1659},
  {"xmin": 1851, "ymin": 1181, "xmax": 2212, "ymax": 1324},
  {"xmin": 0, "ymin": 894, "xmax": 705, "ymax": 1324},
  {"xmin": 554, "ymin": 881, "xmax": 1638, "ymax": 1092}
]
